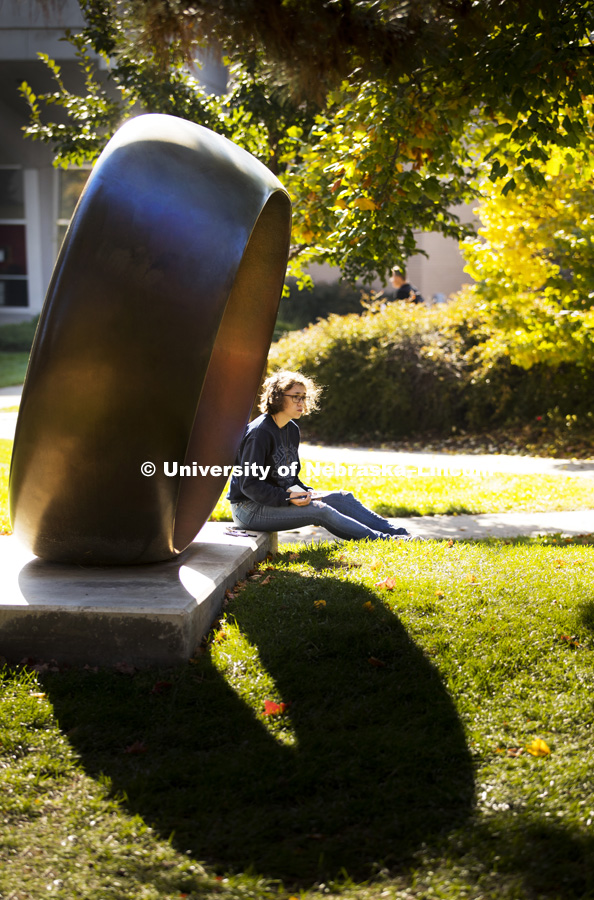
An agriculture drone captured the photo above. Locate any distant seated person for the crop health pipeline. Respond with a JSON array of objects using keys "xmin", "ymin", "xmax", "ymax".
[{"xmin": 390, "ymin": 267, "xmax": 424, "ymax": 304}]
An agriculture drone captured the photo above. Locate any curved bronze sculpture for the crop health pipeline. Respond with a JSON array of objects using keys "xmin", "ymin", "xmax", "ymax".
[{"xmin": 9, "ymin": 114, "xmax": 291, "ymax": 564}]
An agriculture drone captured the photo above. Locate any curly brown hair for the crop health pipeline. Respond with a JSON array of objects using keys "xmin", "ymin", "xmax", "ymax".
[{"xmin": 259, "ymin": 370, "xmax": 321, "ymax": 416}]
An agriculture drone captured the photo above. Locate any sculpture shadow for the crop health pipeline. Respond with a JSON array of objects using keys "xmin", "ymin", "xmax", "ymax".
[
  {"xmin": 45, "ymin": 558, "xmax": 475, "ymax": 884},
  {"xmin": 466, "ymin": 815, "xmax": 594, "ymax": 900}
]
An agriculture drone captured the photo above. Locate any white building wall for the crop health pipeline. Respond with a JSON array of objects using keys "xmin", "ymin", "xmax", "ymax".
[
  {"xmin": 305, "ymin": 202, "xmax": 478, "ymax": 302},
  {"xmin": 0, "ymin": 0, "xmax": 88, "ymax": 319}
]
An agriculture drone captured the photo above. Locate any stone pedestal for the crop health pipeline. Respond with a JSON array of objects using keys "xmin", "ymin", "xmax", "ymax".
[{"xmin": 0, "ymin": 524, "xmax": 275, "ymax": 667}]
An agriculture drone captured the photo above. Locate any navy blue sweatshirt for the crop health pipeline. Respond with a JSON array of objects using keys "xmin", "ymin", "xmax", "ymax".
[{"xmin": 227, "ymin": 413, "xmax": 310, "ymax": 506}]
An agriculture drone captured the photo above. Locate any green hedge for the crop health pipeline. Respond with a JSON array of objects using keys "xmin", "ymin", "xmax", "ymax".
[
  {"xmin": 268, "ymin": 298, "xmax": 594, "ymax": 441},
  {"xmin": 273, "ymin": 280, "xmax": 366, "ymax": 341},
  {"xmin": 0, "ymin": 316, "xmax": 39, "ymax": 352}
]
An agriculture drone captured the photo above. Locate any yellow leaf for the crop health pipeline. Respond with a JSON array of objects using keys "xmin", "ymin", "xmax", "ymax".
[
  {"xmin": 525, "ymin": 738, "xmax": 551, "ymax": 757},
  {"xmin": 333, "ymin": 197, "xmax": 348, "ymax": 209},
  {"xmin": 353, "ymin": 197, "xmax": 379, "ymax": 210}
]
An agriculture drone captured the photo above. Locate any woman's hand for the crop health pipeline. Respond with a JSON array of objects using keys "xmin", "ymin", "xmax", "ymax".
[{"xmin": 289, "ymin": 491, "xmax": 312, "ymax": 506}]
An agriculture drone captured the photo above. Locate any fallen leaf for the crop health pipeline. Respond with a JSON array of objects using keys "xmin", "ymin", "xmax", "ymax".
[
  {"xmin": 368, "ymin": 656, "xmax": 386, "ymax": 668},
  {"xmin": 264, "ymin": 700, "xmax": 291, "ymax": 716},
  {"xmin": 435, "ymin": 590, "xmax": 445, "ymax": 599},
  {"xmin": 314, "ymin": 599, "xmax": 326, "ymax": 609},
  {"xmin": 363, "ymin": 601, "xmax": 375, "ymax": 611},
  {"xmin": 114, "ymin": 662, "xmax": 137, "ymax": 676},
  {"xmin": 259, "ymin": 575, "xmax": 272, "ymax": 585},
  {"xmin": 506, "ymin": 747, "xmax": 524, "ymax": 757},
  {"xmin": 559, "ymin": 634, "xmax": 580, "ymax": 648},
  {"xmin": 124, "ymin": 740, "xmax": 147, "ymax": 754},
  {"xmin": 526, "ymin": 738, "xmax": 551, "ymax": 757},
  {"xmin": 288, "ymin": 553, "xmax": 299, "ymax": 561},
  {"xmin": 374, "ymin": 576, "xmax": 396, "ymax": 590},
  {"xmin": 150, "ymin": 681, "xmax": 173, "ymax": 695}
]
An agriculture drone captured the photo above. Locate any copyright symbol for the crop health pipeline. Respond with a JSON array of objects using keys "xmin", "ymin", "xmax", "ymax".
[{"xmin": 141, "ymin": 461, "xmax": 156, "ymax": 477}]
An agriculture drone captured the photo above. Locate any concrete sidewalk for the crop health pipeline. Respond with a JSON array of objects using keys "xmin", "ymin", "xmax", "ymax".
[
  {"xmin": 0, "ymin": 385, "xmax": 22, "ymax": 439},
  {"xmin": 300, "ymin": 441, "xmax": 594, "ymax": 478},
  {"xmin": 276, "ymin": 509, "xmax": 594, "ymax": 544}
]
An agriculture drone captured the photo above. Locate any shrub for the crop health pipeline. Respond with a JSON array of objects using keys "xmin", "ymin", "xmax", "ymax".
[
  {"xmin": 269, "ymin": 300, "xmax": 468, "ymax": 440},
  {"xmin": 273, "ymin": 280, "xmax": 366, "ymax": 341},
  {"xmin": 268, "ymin": 295, "xmax": 594, "ymax": 442}
]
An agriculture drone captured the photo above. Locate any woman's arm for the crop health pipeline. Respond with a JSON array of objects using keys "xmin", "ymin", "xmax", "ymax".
[{"xmin": 234, "ymin": 430, "xmax": 293, "ymax": 506}]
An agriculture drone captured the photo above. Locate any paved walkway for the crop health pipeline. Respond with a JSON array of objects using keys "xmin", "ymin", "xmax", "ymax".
[
  {"xmin": 3, "ymin": 384, "xmax": 594, "ymax": 541},
  {"xmin": 0, "ymin": 385, "xmax": 22, "ymax": 439},
  {"xmin": 276, "ymin": 509, "xmax": 594, "ymax": 543}
]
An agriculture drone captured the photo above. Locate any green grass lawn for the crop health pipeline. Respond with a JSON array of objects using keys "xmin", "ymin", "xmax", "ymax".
[
  {"xmin": 0, "ymin": 352, "xmax": 28, "ymax": 388},
  {"xmin": 210, "ymin": 464, "xmax": 594, "ymax": 521},
  {"xmin": 2, "ymin": 537, "xmax": 594, "ymax": 899},
  {"xmin": 2, "ymin": 435, "xmax": 594, "ymax": 536}
]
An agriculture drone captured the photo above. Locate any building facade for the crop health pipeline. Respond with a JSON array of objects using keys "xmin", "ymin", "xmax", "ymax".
[{"xmin": 0, "ymin": 0, "xmax": 92, "ymax": 320}]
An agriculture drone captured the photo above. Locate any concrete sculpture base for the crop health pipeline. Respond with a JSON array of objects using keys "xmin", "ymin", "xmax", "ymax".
[{"xmin": 0, "ymin": 525, "xmax": 276, "ymax": 668}]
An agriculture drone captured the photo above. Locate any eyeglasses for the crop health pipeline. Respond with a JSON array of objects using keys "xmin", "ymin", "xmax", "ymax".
[{"xmin": 284, "ymin": 393, "xmax": 307, "ymax": 403}]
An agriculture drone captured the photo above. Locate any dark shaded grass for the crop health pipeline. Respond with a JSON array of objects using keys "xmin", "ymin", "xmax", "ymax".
[{"xmin": 43, "ymin": 563, "xmax": 474, "ymax": 885}]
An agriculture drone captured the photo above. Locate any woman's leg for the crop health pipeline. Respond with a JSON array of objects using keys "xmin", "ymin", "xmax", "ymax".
[
  {"xmin": 321, "ymin": 491, "xmax": 409, "ymax": 536},
  {"xmin": 231, "ymin": 497, "xmax": 407, "ymax": 542}
]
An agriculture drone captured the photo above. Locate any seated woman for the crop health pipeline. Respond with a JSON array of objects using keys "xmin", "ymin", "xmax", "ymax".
[{"xmin": 228, "ymin": 370, "xmax": 417, "ymax": 542}]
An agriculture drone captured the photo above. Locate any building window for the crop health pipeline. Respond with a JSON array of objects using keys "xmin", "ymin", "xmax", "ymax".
[
  {"xmin": 57, "ymin": 168, "xmax": 91, "ymax": 249},
  {"xmin": 0, "ymin": 167, "xmax": 28, "ymax": 307}
]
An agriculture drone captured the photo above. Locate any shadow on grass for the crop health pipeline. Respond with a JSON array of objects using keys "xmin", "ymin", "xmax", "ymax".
[
  {"xmin": 454, "ymin": 814, "xmax": 594, "ymax": 899},
  {"xmin": 44, "ymin": 547, "xmax": 475, "ymax": 885}
]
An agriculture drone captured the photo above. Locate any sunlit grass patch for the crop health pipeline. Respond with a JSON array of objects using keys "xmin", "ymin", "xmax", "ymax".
[
  {"xmin": 210, "ymin": 464, "xmax": 594, "ymax": 521},
  {"xmin": 210, "ymin": 614, "xmax": 298, "ymax": 747},
  {"xmin": 304, "ymin": 469, "xmax": 594, "ymax": 516}
]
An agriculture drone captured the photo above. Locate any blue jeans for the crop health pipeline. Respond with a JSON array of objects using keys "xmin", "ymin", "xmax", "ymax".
[{"xmin": 230, "ymin": 491, "xmax": 409, "ymax": 541}]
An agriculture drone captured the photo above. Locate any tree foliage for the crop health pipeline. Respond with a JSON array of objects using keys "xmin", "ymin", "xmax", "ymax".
[
  {"xmin": 23, "ymin": 0, "xmax": 594, "ymax": 284},
  {"xmin": 461, "ymin": 137, "xmax": 594, "ymax": 369}
]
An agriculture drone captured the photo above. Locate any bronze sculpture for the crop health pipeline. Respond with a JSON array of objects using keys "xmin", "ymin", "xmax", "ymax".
[{"xmin": 9, "ymin": 114, "xmax": 291, "ymax": 564}]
